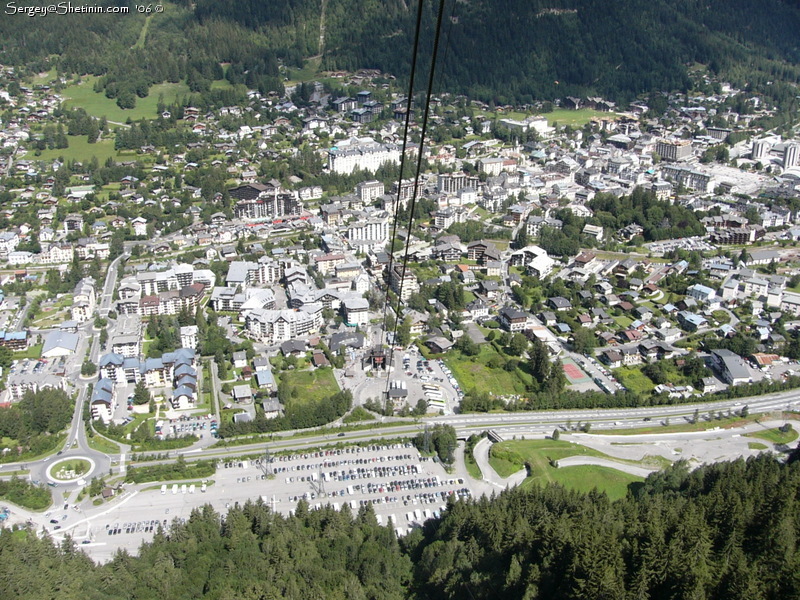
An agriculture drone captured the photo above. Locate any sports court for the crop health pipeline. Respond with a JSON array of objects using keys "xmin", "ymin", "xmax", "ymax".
[{"xmin": 561, "ymin": 357, "xmax": 593, "ymax": 385}]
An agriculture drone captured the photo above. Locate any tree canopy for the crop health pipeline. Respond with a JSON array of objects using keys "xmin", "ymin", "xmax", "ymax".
[{"xmin": 2, "ymin": 456, "xmax": 800, "ymax": 598}]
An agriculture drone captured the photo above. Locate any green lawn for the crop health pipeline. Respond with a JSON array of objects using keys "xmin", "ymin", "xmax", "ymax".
[
  {"xmin": 286, "ymin": 56, "xmax": 323, "ymax": 85},
  {"xmin": 211, "ymin": 79, "xmax": 234, "ymax": 90},
  {"xmin": 278, "ymin": 367, "xmax": 340, "ymax": 404},
  {"xmin": 613, "ymin": 315, "xmax": 633, "ymax": 328},
  {"xmin": 748, "ymin": 442, "xmax": 769, "ymax": 450},
  {"xmin": 29, "ymin": 135, "xmax": 120, "ymax": 164},
  {"xmin": 86, "ymin": 433, "xmax": 121, "ymax": 455},
  {"xmin": 342, "ymin": 406, "xmax": 375, "ymax": 424},
  {"xmin": 529, "ymin": 465, "xmax": 642, "ymax": 501},
  {"xmin": 13, "ymin": 343, "xmax": 43, "ymax": 360},
  {"xmin": 62, "ymin": 76, "xmax": 191, "ymax": 122},
  {"xmin": 614, "ymin": 366, "xmax": 655, "ymax": 394},
  {"xmin": 746, "ymin": 425, "xmax": 798, "ymax": 445},
  {"xmin": 444, "ymin": 345, "xmax": 529, "ymax": 397},
  {"xmin": 490, "ymin": 439, "xmax": 642, "ymax": 501},
  {"xmin": 546, "ymin": 108, "xmax": 620, "ymax": 126}
]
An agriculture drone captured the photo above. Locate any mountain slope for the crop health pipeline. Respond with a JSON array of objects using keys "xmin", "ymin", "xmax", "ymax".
[{"xmin": 2, "ymin": 0, "xmax": 800, "ymax": 104}]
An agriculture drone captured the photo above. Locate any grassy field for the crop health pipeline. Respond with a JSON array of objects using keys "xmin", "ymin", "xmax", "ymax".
[
  {"xmin": 13, "ymin": 343, "xmax": 43, "ymax": 360},
  {"xmin": 30, "ymin": 135, "xmax": 120, "ymax": 164},
  {"xmin": 527, "ymin": 465, "xmax": 641, "ymax": 501},
  {"xmin": 278, "ymin": 367, "xmax": 340, "ymax": 404},
  {"xmin": 490, "ymin": 439, "xmax": 642, "ymax": 501},
  {"xmin": 87, "ymin": 433, "xmax": 121, "ymax": 455},
  {"xmin": 133, "ymin": 14, "xmax": 153, "ymax": 49},
  {"xmin": 62, "ymin": 76, "xmax": 191, "ymax": 122},
  {"xmin": 614, "ymin": 366, "xmax": 655, "ymax": 394},
  {"xmin": 613, "ymin": 315, "xmax": 633, "ymax": 328},
  {"xmin": 444, "ymin": 345, "xmax": 529, "ymax": 397},
  {"xmin": 746, "ymin": 424, "xmax": 798, "ymax": 445},
  {"xmin": 342, "ymin": 406, "xmax": 375, "ymax": 424},
  {"xmin": 546, "ymin": 108, "xmax": 618, "ymax": 126},
  {"xmin": 286, "ymin": 57, "xmax": 323, "ymax": 86},
  {"xmin": 748, "ymin": 442, "xmax": 769, "ymax": 450}
]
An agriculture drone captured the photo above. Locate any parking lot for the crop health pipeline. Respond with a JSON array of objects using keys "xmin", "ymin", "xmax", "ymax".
[
  {"xmin": 644, "ymin": 236, "xmax": 716, "ymax": 255},
  {"xmin": 154, "ymin": 414, "xmax": 216, "ymax": 440},
  {"xmin": 61, "ymin": 442, "xmax": 474, "ymax": 563},
  {"xmin": 395, "ymin": 348, "xmax": 463, "ymax": 414}
]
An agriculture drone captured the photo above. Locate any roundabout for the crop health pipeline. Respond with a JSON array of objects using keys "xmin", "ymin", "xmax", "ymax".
[{"xmin": 47, "ymin": 457, "xmax": 96, "ymax": 483}]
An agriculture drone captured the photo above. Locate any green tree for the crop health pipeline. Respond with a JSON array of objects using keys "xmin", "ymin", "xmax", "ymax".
[
  {"xmin": 81, "ymin": 360, "xmax": 97, "ymax": 377},
  {"xmin": 132, "ymin": 380, "xmax": 151, "ymax": 406},
  {"xmin": 571, "ymin": 327, "xmax": 597, "ymax": 355},
  {"xmin": 396, "ymin": 316, "xmax": 412, "ymax": 347}
]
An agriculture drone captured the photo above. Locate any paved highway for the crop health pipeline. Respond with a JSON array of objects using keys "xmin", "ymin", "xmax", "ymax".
[{"xmin": 4, "ymin": 384, "xmax": 798, "ymax": 489}]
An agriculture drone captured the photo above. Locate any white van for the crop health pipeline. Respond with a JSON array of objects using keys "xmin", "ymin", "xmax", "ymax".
[
  {"xmin": 171, "ymin": 484, "xmax": 178, "ymax": 495},
  {"xmin": 160, "ymin": 484, "xmax": 167, "ymax": 495}
]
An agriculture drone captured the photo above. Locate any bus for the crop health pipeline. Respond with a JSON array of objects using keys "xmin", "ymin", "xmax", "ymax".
[{"xmin": 421, "ymin": 384, "xmax": 440, "ymax": 392}]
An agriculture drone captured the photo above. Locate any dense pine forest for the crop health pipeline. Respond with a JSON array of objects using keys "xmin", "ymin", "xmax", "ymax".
[
  {"xmin": 2, "ymin": 1, "xmax": 800, "ymax": 105},
  {"xmin": 2, "ymin": 455, "xmax": 800, "ymax": 599}
]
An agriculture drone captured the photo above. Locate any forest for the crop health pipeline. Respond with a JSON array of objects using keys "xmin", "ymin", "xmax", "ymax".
[
  {"xmin": 2, "ymin": 1, "xmax": 800, "ymax": 105},
  {"xmin": 2, "ymin": 455, "xmax": 800, "ymax": 598},
  {"xmin": 0, "ymin": 388, "xmax": 73, "ymax": 462}
]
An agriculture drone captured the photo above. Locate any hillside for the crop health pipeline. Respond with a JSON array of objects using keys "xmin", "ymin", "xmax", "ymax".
[
  {"xmin": 194, "ymin": 0, "xmax": 800, "ymax": 103},
  {"xmin": 2, "ymin": 456, "xmax": 800, "ymax": 598},
  {"xmin": 1, "ymin": 1, "xmax": 800, "ymax": 105}
]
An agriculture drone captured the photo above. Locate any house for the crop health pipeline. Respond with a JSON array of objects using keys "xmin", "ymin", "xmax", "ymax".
[
  {"xmin": 677, "ymin": 311, "xmax": 707, "ymax": 332},
  {"xmin": 280, "ymin": 339, "xmax": 307, "ymax": 356},
  {"xmin": 600, "ymin": 349, "xmax": 624, "ymax": 368},
  {"xmin": 479, "ymin": 280, "xmax": 500, "ymax": 299},
  {"xmin": 700, "ymin": 377, "xmax": 719, "ymax": 394},
  {"xmin": 499, "ymin": 307, "xmax": 531, "ymax": 332},
  {"xmin": 262, "ymin": 399, "xmax": 282, "ymax": 419},
  {"xmin": 232, "ymin": 385, "xmax": 253, "ymax": 403},
  {"xmin": 330, "ymin": 331, "xmax": 366, "ymax": 352},
  {"xmin": 548, "ymin": 297, "xmax": 572, "ymax": 311},
  {"xmin": 710, "ymin": 349, "xmax": 752, "ymax": 385},
  {"xmin": 311, "ymin": 351, "xmax": 330, "ymax": 368},
  {"xmin": 540, "ymin": 311, "xmax": 557, "ymax": 326},
  {"xmin": 425, "ymin": 336, "xmax": 454, "ymax": 354},
  {"xmin": 255, "ymin": 369, "xmax": 276, "ymax": 392},
  {"xmin": 232, "ymin": 351, "xmax": 248, "ymax": 369}
]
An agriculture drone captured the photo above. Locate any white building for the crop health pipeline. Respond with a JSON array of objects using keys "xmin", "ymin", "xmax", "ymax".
[
  {"xmin": 180, "ymin": 325, "xmax": 198, "ymax": 349},
  {"xmin": 342, "ymin": 296, "xmax": 370, "ymax": 326},
  {"xmin": 244, "ymin": 306, "xmax": 323, "ymax": 344},
  {"xmin": 71, "ymin": 278, "xmax": 96, "ymax": 322},
  {"xmin": 327, "ymin": 137, "xmax": 400, "ymax": 175}
]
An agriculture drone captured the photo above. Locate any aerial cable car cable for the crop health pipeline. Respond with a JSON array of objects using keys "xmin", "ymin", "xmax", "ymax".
[
  {"xmin": 380, "ymin": 0, "xmax": 428, "ymax": 355},
  {"xmin": 384, "ymin": 0, "xmax": 449, "ymax": 401}
]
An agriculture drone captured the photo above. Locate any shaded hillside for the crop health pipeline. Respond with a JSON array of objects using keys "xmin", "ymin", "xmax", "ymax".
[
  {"xmin": 1, "ymin": 1, "xmax": 800, "ymax": 104},
  {"xmin": 195, "ymin": 0, "xmax": 800, "ymax": 103}
]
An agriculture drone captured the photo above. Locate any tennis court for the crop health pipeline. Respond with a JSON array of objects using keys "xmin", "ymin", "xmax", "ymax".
[{"xmin": 561, "ymin": 357, "xmax": 592, "ymax": 384}]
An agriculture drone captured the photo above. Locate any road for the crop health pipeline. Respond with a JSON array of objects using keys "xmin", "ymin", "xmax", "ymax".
[
  {"xmin": 9, "ymin": 251, "xmax": 130, "ymax": 489},
  {"xmin": 98, "ymin": 251, "xmax": 128, "ymax": 317},
  {"xmin": 6, "ymin": 380, "xmax": 799, "ymax": 489}
]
